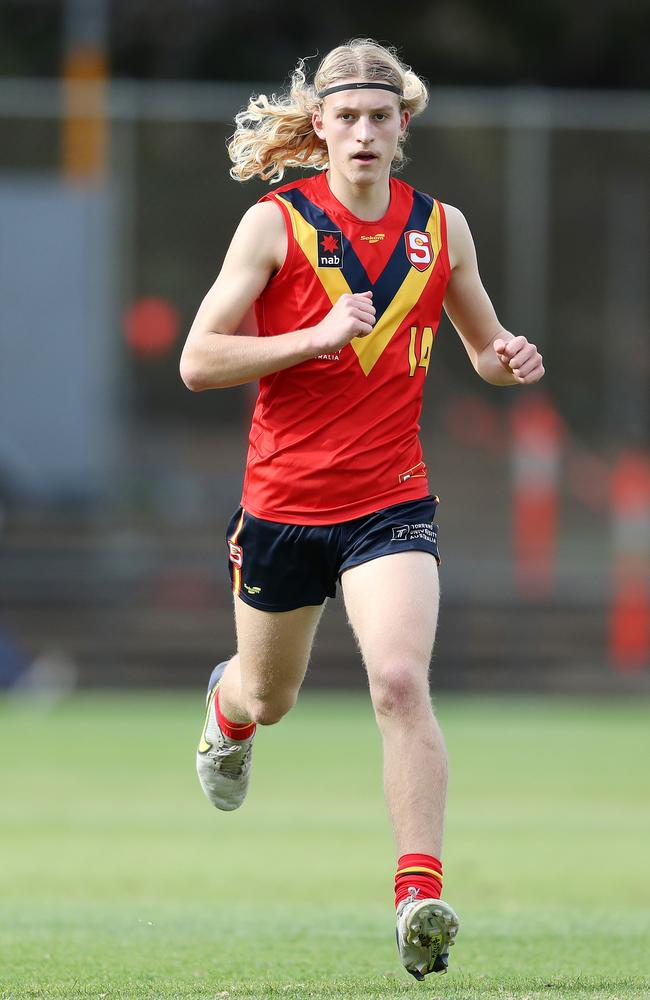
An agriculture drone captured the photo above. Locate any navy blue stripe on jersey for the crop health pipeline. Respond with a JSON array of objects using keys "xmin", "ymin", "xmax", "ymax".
[
  {"xmin": 368, "ymin": 191, "xmax": 434, "ymax": 320},
  {"xmin": 280, "ymin": 187, "xmax": 368, "ymax": 292},
  {"xmin": 279, "ymin": 186, "xmax": 435, "ymax": 326}
]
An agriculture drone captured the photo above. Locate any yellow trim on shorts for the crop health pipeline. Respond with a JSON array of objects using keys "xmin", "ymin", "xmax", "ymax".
[{"xmin": 229, "ymin": 509, "xmax": 245, "ymax": 596}]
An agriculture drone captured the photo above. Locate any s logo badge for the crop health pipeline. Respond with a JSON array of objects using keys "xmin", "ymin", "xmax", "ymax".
[{"xmin": 404, "ymin": 230, "xmax": 434, "ymax": 271}]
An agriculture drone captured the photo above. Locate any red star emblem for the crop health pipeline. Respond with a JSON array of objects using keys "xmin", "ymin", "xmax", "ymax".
[{"xmin": 320, "ymin": 234, "xmax": 339, "ymax": 253}]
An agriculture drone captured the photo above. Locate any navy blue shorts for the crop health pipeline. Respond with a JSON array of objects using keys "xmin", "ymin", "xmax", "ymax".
[{"xmin": 225, "ymin": 495, "xmax": 440, "ymax": 612}]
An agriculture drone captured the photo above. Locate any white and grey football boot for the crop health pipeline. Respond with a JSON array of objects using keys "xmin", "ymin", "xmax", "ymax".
[
  {"xmin": 196, "ymin": 660, "xmax": 255, "ymax": 811},
  {"xmin": 396, "ymin": 890, "xmax": 460, "ymax": 979}
]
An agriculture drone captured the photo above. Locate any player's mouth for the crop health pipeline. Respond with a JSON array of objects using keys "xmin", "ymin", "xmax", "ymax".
[{"xmin": 352, "ymin": 151, "xmax": 378, "ymax": 163}]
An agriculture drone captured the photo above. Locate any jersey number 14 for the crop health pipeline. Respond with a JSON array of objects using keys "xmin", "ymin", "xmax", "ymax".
[{"xmin": 408, "ymin": 326, "xmax": 434, "ymax": 377}]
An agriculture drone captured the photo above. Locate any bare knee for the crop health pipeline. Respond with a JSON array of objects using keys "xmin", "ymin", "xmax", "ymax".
[
  {"xmin": 245, "ymin": 688, "xmax": 297, "ymax": 726},
  {"xmin": 370, "ymin": 663, "xmax": 430, "ymax": 720}
]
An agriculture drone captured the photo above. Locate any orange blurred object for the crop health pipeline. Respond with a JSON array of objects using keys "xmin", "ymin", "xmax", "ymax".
[
  {"xmin": 511, "ymin": 393, "xmax": 563, "ymax": 599},
  {"xmin": 609, "ymin": 451, "xmax": 650, "ymax": 672},
  {"xmin": 62, "ymin": 49, "xmax": 107, "ymax": 182},
  {"xmin": 123, "ymin": 297, "xmax": 182, "ymax": 357}
]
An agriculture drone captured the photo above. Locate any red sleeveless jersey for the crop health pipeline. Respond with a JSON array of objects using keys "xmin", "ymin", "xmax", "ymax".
[{"xmin": 241, "ymin": 171, "xmax": 451, "ymax": 524}]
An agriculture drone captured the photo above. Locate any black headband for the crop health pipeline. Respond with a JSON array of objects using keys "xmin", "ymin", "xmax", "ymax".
[{"xmin": 317, "ymin": 82, "xmax": 403, "ymax": 99}]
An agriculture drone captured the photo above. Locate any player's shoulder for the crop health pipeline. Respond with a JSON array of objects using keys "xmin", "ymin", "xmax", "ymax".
[
  {"xmin": 248, "ymin": 175, "xmax": 316, "ymax": 228},
  {"xmin": 439, "ymin": 203, "xmax": 473, "ymax": 244},
  {"xmin": 232, "ymin": 177, "xmax": 318, "ymax": 269},
  {"xmin": 438, "ymin": 204, "xmax": 476, "ymax": 270},
  {"xmin": 227, "ymin": 199, "xmax": 287, "ymax": 274},
  {"xmin": 236, "ymin": 199, "xmax": 286, "ymax": 239},
  {"xmin": 440, "ymin": 202, "xmax": 467, "ymax": 224}
]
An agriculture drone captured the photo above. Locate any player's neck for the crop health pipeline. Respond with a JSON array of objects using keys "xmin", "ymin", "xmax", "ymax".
[{"xmin": 325, "ymin": 170, "xmax": 391, "ymax": 222}]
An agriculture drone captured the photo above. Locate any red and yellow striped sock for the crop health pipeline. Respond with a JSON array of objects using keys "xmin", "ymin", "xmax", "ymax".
[
  {"xmin": 215, "ymin": 687, "xmax": 256, "ymax": 741},
  {"xmin": 395, "ymin": 852, "xmax": 443, "ymax": 908}
]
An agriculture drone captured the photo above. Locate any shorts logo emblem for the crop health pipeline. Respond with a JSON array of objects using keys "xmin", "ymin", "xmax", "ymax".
[
  {"xmin": 228, "ymin": 541, "xmax": 243, "ymax": 567},
  {"xmin": 317, "ymin": 230, "xmax": 343, "ymax": 268},
  {"xmin": 404, "ymin": 230, "xmax": 434, "ymax": 271},
  {"xmin": 243, "ymin": 584, "xmax": 261, "ymax": 595},
  {"xmin": 391, "ymin": 523, "xmax": 438, "ymax": 543}
]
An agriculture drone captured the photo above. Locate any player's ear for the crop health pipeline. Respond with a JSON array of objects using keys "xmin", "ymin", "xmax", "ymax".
[
  {"xmin": 312, "ymin": 105, "xmax": 326, "ymax": 140},
  {"xmin": 399, "ymin": 109, "xmax": 410, "ymax": 135}
]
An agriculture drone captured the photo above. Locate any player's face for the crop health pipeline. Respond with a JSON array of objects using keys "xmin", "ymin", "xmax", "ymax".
[{"xmin": 312, "ymin": 84, "xmax": 409, "ymax": 187}]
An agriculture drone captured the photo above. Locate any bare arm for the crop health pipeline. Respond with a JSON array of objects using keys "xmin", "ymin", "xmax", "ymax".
[
  {"xmin": 443, "ymin": 204, "xmax": 544, "ymax": 386},
  {"xmin": 180, "ymin": 202, "xmax": 375, "ymax": 391}
]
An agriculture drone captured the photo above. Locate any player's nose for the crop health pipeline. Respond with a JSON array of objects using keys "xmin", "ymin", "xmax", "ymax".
[{"xmin": 355, "ymin": 117, "xmax": 373, "ymax": 142}]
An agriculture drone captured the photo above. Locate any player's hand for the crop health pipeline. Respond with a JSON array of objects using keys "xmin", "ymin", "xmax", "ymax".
[
  {"xmin": 310, "ymin": 291, "xmax": 375, "ymax": 354},
  {"xmin": 493, "ymin": 335, "xmax": 545, "ymax": 384}
]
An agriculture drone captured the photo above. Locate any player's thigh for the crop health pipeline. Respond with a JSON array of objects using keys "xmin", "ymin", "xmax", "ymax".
[
  {"xmin": 233, "ymin": 595, "xmax": 326, "ymax": 698},
  {"xmin": 341, "ymin": 551, "xmax": 439, "ymax": 688}
]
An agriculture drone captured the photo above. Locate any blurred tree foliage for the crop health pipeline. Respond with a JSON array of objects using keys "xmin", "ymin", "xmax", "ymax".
[{"xmin": 0, "ymin": 0, "xmax": 649, "ymax": 88}]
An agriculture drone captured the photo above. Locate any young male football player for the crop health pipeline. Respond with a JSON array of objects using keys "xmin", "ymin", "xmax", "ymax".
[{"xmin": 180, "ymin": 38, "xmax": 544, "ymax": 980}]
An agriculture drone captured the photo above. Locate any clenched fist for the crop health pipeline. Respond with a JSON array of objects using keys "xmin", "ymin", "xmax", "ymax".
[
  {"xmin": 493, "ymin": 336, "xmax": 545, "ymax": 385},
  {"xmin": 310, "ymin": 291, "xmax": 376, "ymax": 355}
]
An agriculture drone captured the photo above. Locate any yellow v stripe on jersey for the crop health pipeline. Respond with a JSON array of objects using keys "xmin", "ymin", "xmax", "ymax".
[
  {"xmin": 275, "ymin": 189, "xmax": 442, "ymax": 375},
  {"xmin": 358, "ymin": 200, "xmax": 441, "ymax": 375}
]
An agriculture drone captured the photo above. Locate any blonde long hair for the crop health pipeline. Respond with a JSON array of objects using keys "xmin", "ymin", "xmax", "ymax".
[{"xmin": 228, "ymin": 39, "xmax": 429, "ymax": 183}]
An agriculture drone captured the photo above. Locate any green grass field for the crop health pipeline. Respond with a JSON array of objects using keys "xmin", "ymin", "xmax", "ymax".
[{"xmin": 1, "ymin": 691, "xmax": 649, "ymax": 999}]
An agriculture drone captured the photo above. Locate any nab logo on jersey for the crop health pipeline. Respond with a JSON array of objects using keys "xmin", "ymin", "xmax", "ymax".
[
  {"xmin": 317, "ymin": 230, "xmax": 343, "ymax": 268},
  {"xmin": 404, "ymin": 230, "xmax": 434, "ymax": 271}
]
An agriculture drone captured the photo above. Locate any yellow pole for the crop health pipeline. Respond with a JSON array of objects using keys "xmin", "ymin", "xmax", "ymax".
[{"xmin": 61, "ymin": 0, "xmax": 107, "ymax": 182}]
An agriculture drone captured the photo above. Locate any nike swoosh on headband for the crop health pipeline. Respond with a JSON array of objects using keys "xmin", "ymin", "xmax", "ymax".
[{"xmin": 317, "ymin": 82, "xmax": 403, "ymax": 99}]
